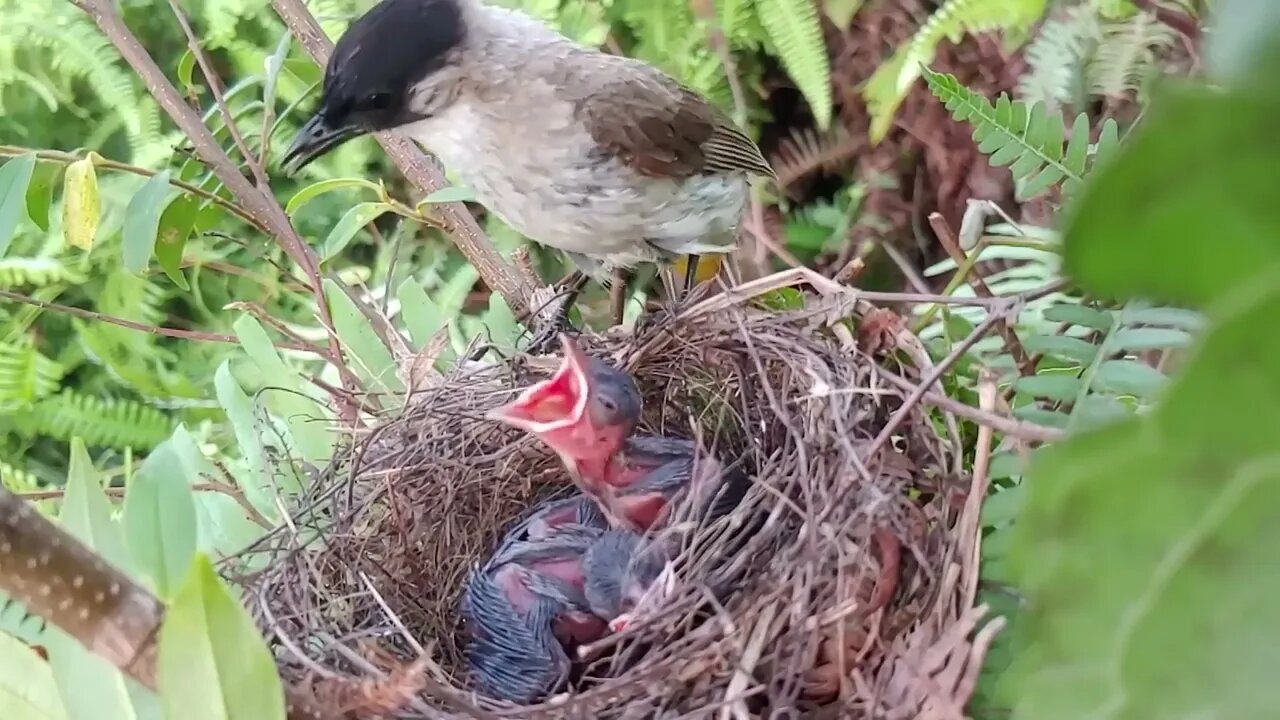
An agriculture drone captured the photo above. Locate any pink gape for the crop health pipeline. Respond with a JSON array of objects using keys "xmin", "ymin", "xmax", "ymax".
[{"xmin": 486, "ymin": 334, "xmax": 728, "ymax": 534}]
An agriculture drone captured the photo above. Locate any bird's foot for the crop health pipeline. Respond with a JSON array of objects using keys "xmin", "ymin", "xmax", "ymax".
[{"xmin": 526, "ymin": 273, "xmax": 587, "ymax": 355}]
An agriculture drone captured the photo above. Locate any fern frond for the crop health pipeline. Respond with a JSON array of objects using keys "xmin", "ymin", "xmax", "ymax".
[
  {"xmin": 1086, "ymin": 10, "xmax": 1176, "ymax": 99},
  {"xmin": 770, "ymin": 126, "xmax": 863, "ymax": 191},
  {"xmin": 1012, "ymin": 299, "xmax": 1196, "ymax": 430},
  {"xmin": 30, "ymin": 390, "xmax": 173, "ymax": 450},
  {"xmin": 923, "ymin": 68, "xmax": 1120, "ymax": 200},
  {"xmin": 753, "ymin": 0, "xmax": 832, "ymax": 129},
  {"xmin": 0, "ymin": 339, "xmax": 64, "ymax": 411},
  {"xmin": 0, "ymin": 258, "xmax": 87, "ymax": 288},
  {"xmin": 863, "ymin": 0, "xmax": 1048, "ymax": 143},
  {"xmin": 1017, "ymin": 5, "xmax": 1101, "ymax": 111}
]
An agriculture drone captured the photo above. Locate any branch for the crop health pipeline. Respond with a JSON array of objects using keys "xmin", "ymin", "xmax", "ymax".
[
  {"xmin": 0, "ymin": 289, "xmax": 329, "ymax": 357},
  {"xmin": 269, "ymin": 0, "xmax": 540, "ymax": 320},
  {"xmin": 70, "ymin": 0, "xmax": 360, "ymax": 418},
  {"xmin": 0, "ymin": 488, "xmax": 336, "ymax": 720}
]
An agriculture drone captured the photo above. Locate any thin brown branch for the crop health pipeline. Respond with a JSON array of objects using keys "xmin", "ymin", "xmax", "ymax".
[
  {"xmin": 70, "ymin": 0, "xmax": 360, "ymax": 419},
  {"xmin": 0, "ymin": 289, "xmax": 329, "ymax": 358},
  {"xmin": 0, "ymin": 488, "xmax": 335, "ymax": 720},
  {"xmin": 875, "ymin": 369, "xmax": 1065, "ymax": 444},
  {"xmin": 19, "ymin": 482, "xmax": 276, "ymax": 529},
  {"xmin": 0, "ymin": 145, "xmax": 268, "ymax": 234},
  {"xmin": 928, "ymin": 212, "xmax": 1035, "ymax": 375},
  {"xmin": 269, "ymin": 0, "xmax": 540, "ymax": 320}
]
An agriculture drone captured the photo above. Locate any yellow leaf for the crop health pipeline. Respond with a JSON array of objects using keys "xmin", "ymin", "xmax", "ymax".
[
  {"xmin": 62, "ymin": 154, "xmax": 101, "ymax": 251},
  {"xmin": 671, "ymin": 254, "xmax": 724, "ymax": 287}
]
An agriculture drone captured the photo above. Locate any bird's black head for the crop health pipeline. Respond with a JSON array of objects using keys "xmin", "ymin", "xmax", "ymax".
[{"xmin": 281, "ymin": 0, "xmax": 467, "ymax": 175}]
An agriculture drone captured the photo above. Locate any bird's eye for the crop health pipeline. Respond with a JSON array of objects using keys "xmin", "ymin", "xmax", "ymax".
[
  {"xmin": 363, "ymin": 92, "xmax": 392, "ymax": 111},
  {"xmin": 598, "ymin": 396, "xmax": 617, "ymax": 413}
]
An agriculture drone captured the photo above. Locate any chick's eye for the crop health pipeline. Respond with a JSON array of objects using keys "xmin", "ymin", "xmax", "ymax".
[{"xmin": 363, "ymin": 92, "xmax": 392, "ymax": 111}]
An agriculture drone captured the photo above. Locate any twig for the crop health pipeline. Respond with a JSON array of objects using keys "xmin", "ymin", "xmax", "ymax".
[
  {"xmin": 0, "ymin": 489, "xmax": 336, "ymax": 720},
  {"xmin": 960, "ymin": 369, "xmax": 998, "ymax": 611},
  {"xmin": 69, "ymin": 0, "xmax": 360, "ymax": 419},
  {"xmin": 0, "ymin": 289, "xmax": 329, "ymax": 358},
  {"xmin": 875, "ymin": 369, "xmax": 1065, "ymax": 443},
  {"xmin": 928, "ymin": 212, "xmax": 1034, "ymax": 375},
  {"xmin": 269, "ymin": 0, "xmax": 540, "ymax": 321},
  {"xmin": 0, "ymin": 145, "xmax": 268, "ymax": 234},
  {"xmin": 17, "ymin": 482, "xmax": 275, "ymax": 529}
]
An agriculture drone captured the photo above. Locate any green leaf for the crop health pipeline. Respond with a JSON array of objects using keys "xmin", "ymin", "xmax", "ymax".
[
  {"xmin": 176, "ymin": 49, "xmax": 197, "ymax": 92},
  {"xmin": 0, "ymin": 633, "xmax": 67, "ymax": 720},
  {"xmin": 481, "ymin": 291, "xmax": 520, "ymax": 351},
  {"xmin": 1093, "ymin": 359, "xmax": 1165, "ymax": 398},
  {"xmin": 823, "ymin": 0, "xmax": 863, "ymax": 29},
  {"xmin": 0, "ymin": 153, "xmax": 37, "ymax": 257},
  {"xmin": 1022, "ymin": 334, "xmax": 1098, "ymax": 363},
  {"xmin": 1005, "ymin": 287, "xmax": 1280, "ymax": 720},
  {"xmin": 122, "ymin": 171, "xmax": 174, "ymax": 275},
  {"xmin": 61, "ymin": 155, "xmax": 100, "ymax": 252},
  {"xmin": 418, "ymin": 185, "xmax": 475, "ymax": 204},
  {"xmin": 321, "ymin": 201, "xmax": 391, "ymax": 261},
  {"xmin": 123, "ymin": 441, "xmax": 197, "ymax": 599},
  {"xmin": 47, "ymin": 439, "xmax": 139, "ymax": 720},
  {"xmin": 325, "ymin": 279, "xmax": 402, "ymax": 395},
  {"xmin": 154, "ymin": 195, "xmax": 201, "ymax": 290},
  {"xmin": 158, "ymin": 555, "xmax": 286, "ymax": 720},
  {"xmin": 231, "ymin": 315, "xmax": 335, "ymax": 463},
  {"xmin": 397, "ymin": 277, "xmax": 444, "ymax": 348},
  {"xmin": 1121, "ymin": 306, "xmax": 1204, "ymax": 331},
  {"xmin": 284, "ymin": 177, "xmax": 381, "ymax": 216},
  {"xmin": 1111, "ymin": 327, "xmax": 1193, "ymax": 352},
  {"xmin": 25, "ymin": 159, "xmax": 59, "ymax": 233},
  {"xmin": 1064, "ymin": 87, "xmax": 1280, "ymax": 306},
  {"xmin": 213, "ymin": 362, "xmax": 279, "ymax": 524},
  {"xmin": 1042, "ymin": 303, "xmax": 1113, "ymax": 331},
  {"xmin": 1013, "ymin": 373, "xmax": 1083, "ymax": 403}
]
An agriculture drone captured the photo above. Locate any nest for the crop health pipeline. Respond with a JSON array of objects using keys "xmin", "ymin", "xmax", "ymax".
[{"xmin": 244, "ymin": 277, "xmax": 999, "ymax": 719}]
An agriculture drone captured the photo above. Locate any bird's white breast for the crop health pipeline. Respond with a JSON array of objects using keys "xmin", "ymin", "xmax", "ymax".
[{"xmin": 398, "ymin": 13, "xmax": 750, "ymax": 273}]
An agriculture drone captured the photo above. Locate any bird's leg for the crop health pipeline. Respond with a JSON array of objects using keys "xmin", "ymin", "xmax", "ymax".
[
  {"xmin": 527, "ymin": 272, "xmax": 589, "ymax": 355},
  {"xmin": 609, "ymin": 267, "xmax": 631, "ymax": 326},
  {"xmin": 682, "ymin": 254, "xmax": 701, "ymax": 299}
]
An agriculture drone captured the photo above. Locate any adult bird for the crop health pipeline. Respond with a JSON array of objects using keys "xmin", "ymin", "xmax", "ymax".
[
  {"xmin": 280, "ymin": 0, "xmax": 775, "ymax": 326},
  {"xmin": 486, "ymin": 334, "xmax": 746, "ymax": 532}
]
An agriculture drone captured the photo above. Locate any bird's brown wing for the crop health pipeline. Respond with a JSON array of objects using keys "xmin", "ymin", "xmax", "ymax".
[{"xmin": 579, "ymin": 67, "xmax": 775, "ymax": 181}]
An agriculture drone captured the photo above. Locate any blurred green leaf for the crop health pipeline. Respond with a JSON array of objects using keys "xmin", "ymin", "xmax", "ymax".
[
  {"xmin": 1110, "ymin": 327, "xmax": 1192, "ymax": 352},
  {"xmin": 1041, "ymin": 303, "xmax": 1113, "ymax": 331},
  {"xmin": 1063, "ymin": 87, "xmax": 1280, "ymax": 305},
  {"xmin": 1022, "ymin": 335, "xmax": 1098, "ymax": 364},
  {"xmin": 46, "ymin": 439, "xmax": 139, "ymax": 720},
  {"xmin": 0, "ymin": 632, "xmax": 67, "ymax": 720},
  {"xmin": 284, "ymin": 177, "xmax": 380, "ymax": 216},
  {"xmin": 213, "ymin": 362, "xmax": 279, "ymax": 524},
  {"xmin": 25, "ymin": 158, "xmax": 59, "ymax": 233},
  {"xmin": 231, "ymin": 315, "xmax": 335, "ymax": 463},
  {"xmin": 122, "ymin": 171, "xmax": 174, "ymax": 275},
  {"xmin": 176, "ymin": 49, "xmax": 197, "ymax": 92},
  {"xmin": 321, "ymin": 201, "xmax": 391, "ymax": 261},
  {"xmin": 158, "ymin": 555, "xmax": 286, "ymax": 720},
  {"xmin": 397, "ymin": 277, "xmax": 444, "ymax": 348},
  {"xmin": 154, "ymin": 195, "xmax": 201, "ymax": 290},
  {"xmin": 325, "ymin": 279, "xmax": 402, "ymax": 395},
  {"xmin": 1205, "ymin": 0, "xmax": 1280, "ymax": 92},
  {"xmin": 1013, "ymin": 373, "xmax": 1082, "ymax": 403},
  {"xmin": 0, "ymin": 153, "xmax": 37, "ymax": 257},
  {"xmin": 1093, "ymin": 359, "xmax": 1165, "ymax": 398},
  {"xmin": 123, "ymin": 441, "xmax": 198, "ymax": 599},
  {"xmin": 418, "ymin": 185, "xmax": 475, "ymax": 204}
]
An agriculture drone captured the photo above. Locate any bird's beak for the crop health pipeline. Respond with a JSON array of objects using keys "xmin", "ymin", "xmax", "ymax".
[
  {"xmin": 280, "ymin": 112, "xmax": 362, "ymax": 176},
  {"xmin": 486, "ymin": 334, "xmax": 592, "ymax": 433}
]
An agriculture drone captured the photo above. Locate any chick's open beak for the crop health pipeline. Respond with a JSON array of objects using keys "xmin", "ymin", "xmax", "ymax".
[
  {"xmin": 486, "ymin": 334, "xmax": 592, "ymax": 434},
  {"xmin": 281, "ymin": 112, "xmax": 362, "ymax": 176}
]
